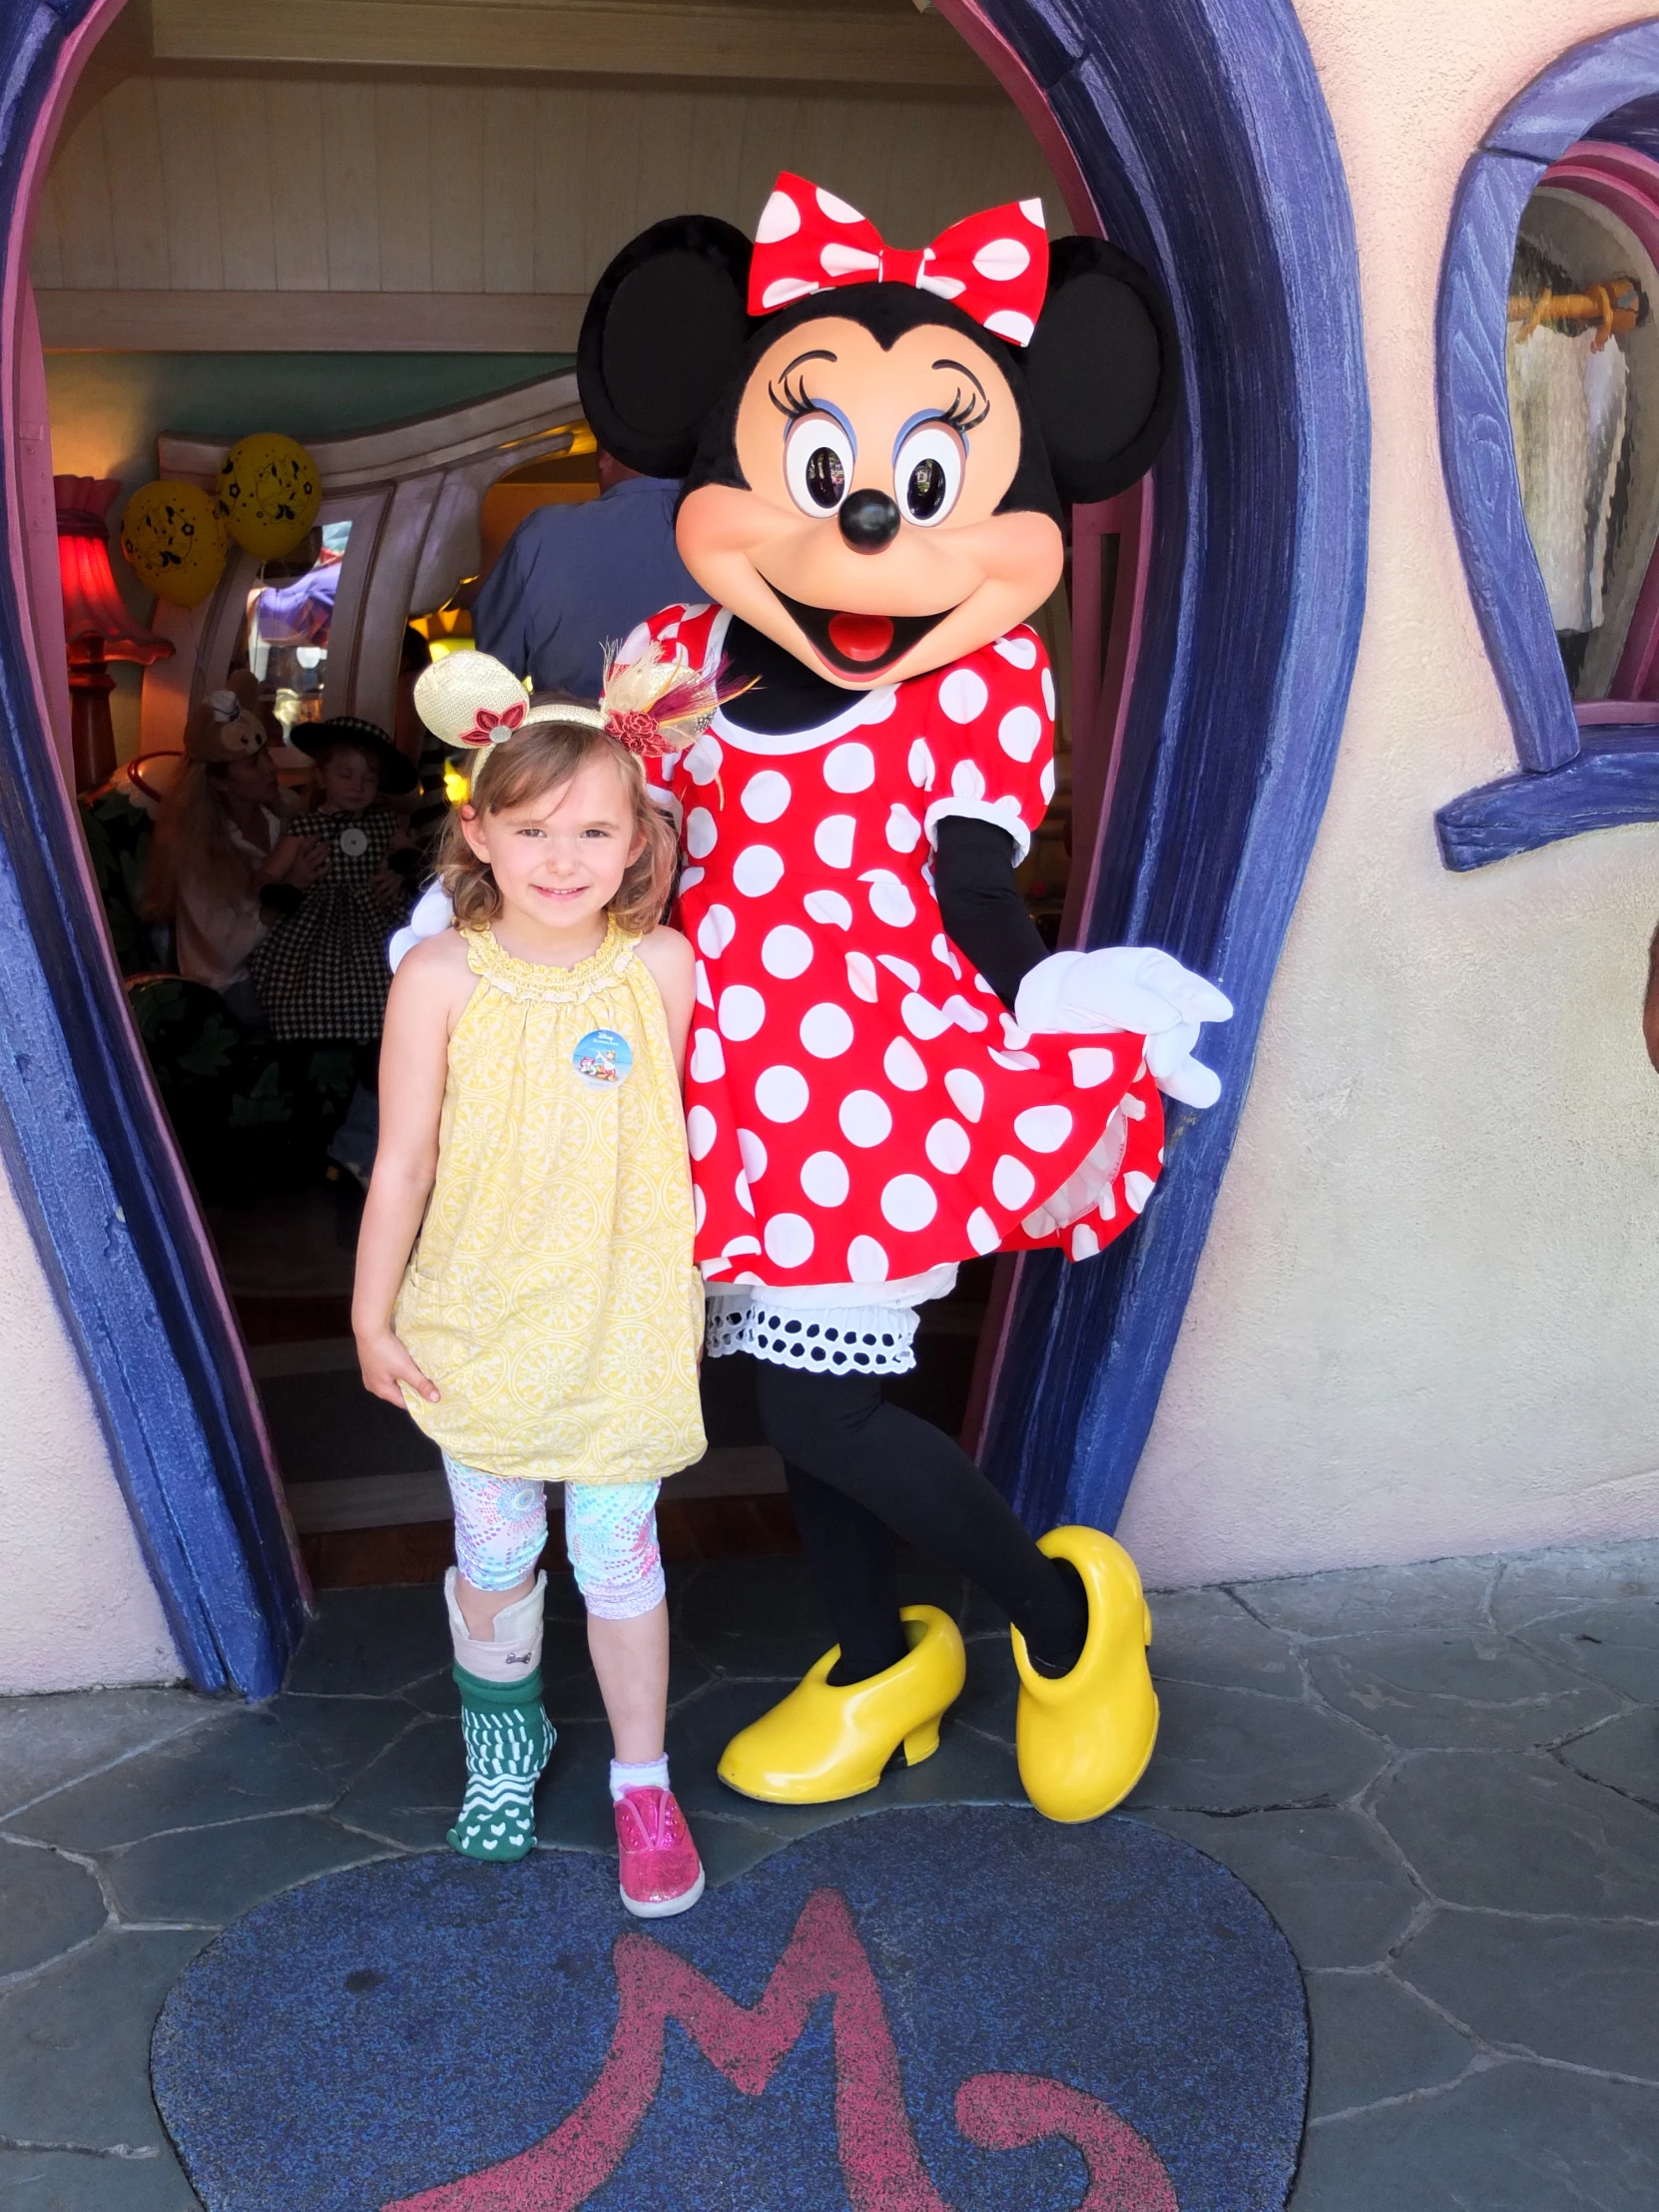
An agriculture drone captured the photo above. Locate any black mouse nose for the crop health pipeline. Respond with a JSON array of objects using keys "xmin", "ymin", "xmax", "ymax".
[{"xmin": 838, "ymin": 489, "xmax": 901, "ymax": 553}]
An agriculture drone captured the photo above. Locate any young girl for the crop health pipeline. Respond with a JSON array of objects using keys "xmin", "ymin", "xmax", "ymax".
[{"xmin": 351, "ymin": 653, "xmax": 707, "ymax": 1918}]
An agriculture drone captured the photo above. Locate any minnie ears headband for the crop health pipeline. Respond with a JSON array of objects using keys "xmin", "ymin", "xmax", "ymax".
[
  {"xmin": 749, "ymin": 172, "xmax": 1047, "ymax": 346},
  {"xmin": 414, "ymin": 643, "xmax": 731, "ymax": 762}
]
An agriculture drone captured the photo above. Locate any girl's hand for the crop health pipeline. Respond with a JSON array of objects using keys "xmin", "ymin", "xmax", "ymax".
[{"xmin": 356, "ymin": 1328, "xmax": 440, "ymax": 1406}]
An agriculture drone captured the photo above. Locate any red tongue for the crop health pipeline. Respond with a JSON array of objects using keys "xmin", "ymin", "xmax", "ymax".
[{"xmin": 827, "ymin": 612, "xmax": 895, "ymax": 664}]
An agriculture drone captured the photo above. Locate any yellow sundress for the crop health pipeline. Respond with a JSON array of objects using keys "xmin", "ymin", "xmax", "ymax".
[{"xmin": 394, "ymin": 919, "xmax": 706, "ymax": 1484}]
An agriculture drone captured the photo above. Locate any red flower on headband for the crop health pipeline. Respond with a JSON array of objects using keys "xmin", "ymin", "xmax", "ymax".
[
  {"xmin": 458, "ymin": 702, "xmax": 527, "ymax": 747},
  {"xmin": 747, "ymin": 173, "xmax": 1049, "ymax": 347}
]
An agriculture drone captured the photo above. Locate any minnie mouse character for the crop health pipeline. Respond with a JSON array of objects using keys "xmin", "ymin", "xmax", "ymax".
[{"xmin": 404, "ymin": 177, "xmax": 1231, "ymax": 1824}]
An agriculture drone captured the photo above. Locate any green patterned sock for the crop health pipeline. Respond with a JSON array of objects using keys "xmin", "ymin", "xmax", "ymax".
[{"xmin": 447, "ymin": 1666, "xmax": 555, "ymax": 1863}]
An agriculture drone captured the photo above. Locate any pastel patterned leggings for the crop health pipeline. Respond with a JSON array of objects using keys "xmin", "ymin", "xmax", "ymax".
[{"xmin": 443, "ymin": 1455, "xmax": 665, "ymax": 1620}]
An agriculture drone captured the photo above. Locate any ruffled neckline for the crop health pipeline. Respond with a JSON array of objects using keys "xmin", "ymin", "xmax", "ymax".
[{"xmin": 463, "ymin": 917, "xmax": 636, "ymax": 1001}]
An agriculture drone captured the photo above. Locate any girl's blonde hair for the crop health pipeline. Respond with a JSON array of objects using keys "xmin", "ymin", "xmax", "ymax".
[
  {"xmin": 142, "ymin": 759, "xmax": 278, "ymax": 920},
  {"xmin": 437, "ymin": 714, "xmax": 677, "ymax": 934}
]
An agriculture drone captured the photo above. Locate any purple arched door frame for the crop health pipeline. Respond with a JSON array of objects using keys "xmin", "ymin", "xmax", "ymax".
[{"xmin": 0, "ymin": 0, "xmax": 1368, "ymax": 1686}]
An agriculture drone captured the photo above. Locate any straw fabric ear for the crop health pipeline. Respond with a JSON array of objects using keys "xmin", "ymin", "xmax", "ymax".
[{"xmin": 413, "ymin": 653, "xmax": 531, "ymax": 749}]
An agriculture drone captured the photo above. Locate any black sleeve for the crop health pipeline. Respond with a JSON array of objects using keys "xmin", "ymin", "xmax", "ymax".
[{"xmin": 932, "ymin": 815, "xmax": 1048, "ymax": 1009}]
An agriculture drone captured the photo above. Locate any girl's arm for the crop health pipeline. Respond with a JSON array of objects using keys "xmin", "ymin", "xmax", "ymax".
[
  {"xmin": 351, "ymin": 931, "xmax": 472, "ymax": 1404},
  {"xmin": 637, "ymin": 923, "xmax": 696, "ymax": 1082}
]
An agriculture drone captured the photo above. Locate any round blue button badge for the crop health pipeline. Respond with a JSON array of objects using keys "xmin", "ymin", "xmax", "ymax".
[{"xmin": 571, "ymin": 1029, "xmax": 633, "ymax": 1089}]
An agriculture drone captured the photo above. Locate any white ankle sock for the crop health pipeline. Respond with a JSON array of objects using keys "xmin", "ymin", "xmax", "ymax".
[{"xmin": 609, "ymin": 1756, "xmax": 669, "ymax": 1803}]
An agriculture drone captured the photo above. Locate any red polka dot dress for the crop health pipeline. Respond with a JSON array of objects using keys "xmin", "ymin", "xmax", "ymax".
[{"xmin": 635, "ymin": 604, "xmax": 1164, "ymax": 1366}]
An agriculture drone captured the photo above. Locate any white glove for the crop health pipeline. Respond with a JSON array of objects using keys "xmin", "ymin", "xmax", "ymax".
[
  {"xmin": 387, "ymin": 880, "xmax": 454, "ymax": 973},
  {"xmin": 1014, "ymin": 946, "xmax": 1233, "ymax": 1109}
]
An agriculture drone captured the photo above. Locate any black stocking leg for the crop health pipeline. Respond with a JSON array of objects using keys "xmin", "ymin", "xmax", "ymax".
[
  {"xmin": 755, "ymin": 1364, "xmax": 1088, "ymax": 1680},
  {"xmin": 783, "ymin": 1461, "xmax": 906, "ymax": 1685}
]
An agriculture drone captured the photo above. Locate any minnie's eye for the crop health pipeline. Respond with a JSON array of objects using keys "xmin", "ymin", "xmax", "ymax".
[
  {"xmin": 893, "ymin": 422, "xmax": 963, "ymax": 526},
  {"xmin": 785, "ymin": 414, "xmax": 853, "ymax": 516}
]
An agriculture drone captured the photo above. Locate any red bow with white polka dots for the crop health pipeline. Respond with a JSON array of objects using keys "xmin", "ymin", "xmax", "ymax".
[{"xmin": 747, "ymin": 173, "xmax": 1049, "ymax": 348}]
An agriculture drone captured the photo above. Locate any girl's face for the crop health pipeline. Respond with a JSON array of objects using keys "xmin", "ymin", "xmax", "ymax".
[
  {"xmin": 461, "ymin": 755, "xmax": 645, "ymax": 940},
  {"xmin": 317, "ymin": 746, "xmax": 379, "ymax": 813}
]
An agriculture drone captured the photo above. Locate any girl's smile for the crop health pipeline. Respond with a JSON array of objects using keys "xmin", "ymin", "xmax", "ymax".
[{"xmin": 459, "ymin": 755, "xmax": 647, "ymax": 962}]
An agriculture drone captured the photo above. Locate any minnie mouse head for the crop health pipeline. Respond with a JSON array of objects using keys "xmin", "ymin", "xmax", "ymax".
[{"xmin": 578, "ymin": 175, "xmax": 1178, "ymax": 692}]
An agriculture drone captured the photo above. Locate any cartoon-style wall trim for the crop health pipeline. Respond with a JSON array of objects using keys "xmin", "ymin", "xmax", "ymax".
[
  {"xmin": 1, "ymin": 0, "xmax": 305, "ymax": 1698},
  {"xmin": 952, "ymin": 0, "xmax": 1369, "ymax": 1535},
  {"xmin": 1436, "ymin": 23, "xmax": 1659, "ymax": 873}
]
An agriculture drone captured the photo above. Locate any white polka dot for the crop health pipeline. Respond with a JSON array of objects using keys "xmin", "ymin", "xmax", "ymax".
[
  {"xmin": 944, "ymin": 1068, "xmax": 984, "ymax": 1121},
  {"xmin": 756, "ymin": 188, "xmax": 802, "ymax": 243},
  {"xmin": 1070, "ymin": 1047, "xmax": 1116, "ymax": 1089},
  {"xmin": 742, "ymin": 769, "xmax": 791, "ymax": 822},
  {"xmin": 845, "ymin": 951, "xmax": 878, "ymax": 1002},
  {"xmin": 686, "ymin": 735, "xmax": 723, "ymax": 786},
  {"xmin": 860, "ymin": 688, "xmax": 897, "ymax": 723},
  {"xmin": 938, "ymin": 668, "xmax": 988, "ymax": 724},
  {"xmin": 1070, "ymin": 1223, "xmax": 1101, "ymax": 1261},
  {"xmin": 686, "ymin": 807, "xmax": 718, "ymax": 859},
  {"xmin": 817, "ymin": 185, "xmax": 863, "ymax": 224},
  {"xmin": 1124, "ymin": 1170, "xmax": 1155, "ymax": 1215},
  {"xmin": 804, "ymin": 888, "xmax": 853, "ymax": 929},
  {"xmin": 738, "ymin": 1127, "xmax": 768, "ymax": 1184},
  {"xmin": 693, "ymin": 1184, "xmax": 707, "ymax": 1232},
  {"xmin": 973, "ymin": 970, "xmax": 999, "ymax": 994},
  {"xmin": 838, "ymin": 1090, "xmax": 892, "ymax": 1147},
  {"xmin": 994, "ymin": 633, "xmax": 1039, "ymax": 670},
  {"xmin": 974, "ymin": 236, "xmax": 1031, "ymax": 281},
  {"xmin": 1041, "ymin": 667, "xmax": 1056, "ymax": 720},
  {"xmin": 695, "ymin": 960, "xmax": 715, "ymax": 1009},
  {"xmin": 951, "ymin": 760, "xmax": 986, "ymax": 801},
  {"xmin": 822, "ymin": 241, "xmax": 880, "ymax": 277},
  {"xmin": 1000, "ymin": 1012, "xmax": 1029, "ymax": 1050},
  {"xmin": 735, "ymin": 1169, "xmax": 755, "ymax": 1216},
  {"xmin": 993, "ymin": 1155, "xmax": 1036, "ymax": 1209},
  {"xmin": 801, "ymin": 1001, "xmax": 854, "ymax": 1057},
  {"xmin": 816, "ymin": 815, "xmax": 856, "ymax": 868},
  {"xmin": 678, "ymin": 865, "xmax": 706, "ymax": 892},
  {"xmin": 761, "ymin": 276, "xmax": 819, "ymax": 309},
  {"xmin": 985, "ymin": 308, "xmax": 1035, "ymax": 346},
  {"xmin": 998, "ymin": 706, "xmax": 1043, "ymax": 763},
  {"xmin": 917, "ymin": 269, "xmax": 966, "ymax": 300},
  {"xmin": 1040, "ymin": 760, "xmax": 1056, "ymax": 804},
  {"xmin": 878, "ymin": 954, "xmax": 920, "ymax": 988},
  {"xmin": 881, "ymin": 1174, "xmax": 937, "ymax": 1232},
  {"xmin": 861, "ymin": 869, "xmax": 915, "ymax": 927},
  {"xmin": 901, "ymin": 992, "xmax": 951, "ymax": 1041},
  {"xmin": 755, "ymin": 1065, "xmax": 810, "ymax": 1122},
  {"xmin": 733, "ymin": 845, "xmax": 785, "ymax": 897},
  {"xmin": 930, "ymin": 933, "xmax": 962, "ymax": 977},
  {"xmin": 687, "ymin": 1104, "xmax": 717, "ymax": 1159},
  {"xmin": 847, "ymin": 1235, "xmax": 889, "ymax": 1283},
  {"xmin": 697, "ymin": 904, "xmax": 737, "ymax": 958},
  {"xmin": 762, "ymin": 925, "xmax": 814, "ymax": 979},
  {"xmin": 824, "ymin": 742, "xmax": 875, "ymax": 793},
  {"xmin": 907, "ymin": 738, "xmax": 936, "ymax": 791},
  {"xmin": 990, "ymin": 1048, "xmax": 1041, "ymax": 1072},
  {"xmin": 689, "ymin": 1027, "xmax": 725, "ymax": 1083},
  {"xmin": 886, "ymin": 804, "xmax": 923, "ymax": 853},
  {"xmin": 1015, "ymin": 1104, "xmax": 1073, "ymax": 1153},
  {"xmin": 801, "ymin": 1150, "xmax": 850, "ymax": 1207},
  {"xmin": 1122, "ymin": 1092, "xmax": 1147, "ymax": 1120},
  {"xmin": 925, "ymin": 1118, "xmax": 970, "ymax": 1173},
  {"xmin": 883, "ymin": 1037, "xmax": 927, "ymax": 1091},
  {"xmin": 765, "ymin": 1213, "xmax": 815, "ymax": 1268},
  {"xmin": 942, "ymin": 993, "xmax": 989, "ymax": 1032},
  {"xmin": 718, "ymin": 984, "xmax": 766, "ymax": 1041},
  {"xmin": 967, "ymin": 1208, "xmax": 1000, "ymax": 1255}
]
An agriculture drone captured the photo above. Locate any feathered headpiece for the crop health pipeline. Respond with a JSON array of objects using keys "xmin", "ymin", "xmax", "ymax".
[{"xmin": 413, "ymin": 640, "xmax": 737, "ymax": 761}]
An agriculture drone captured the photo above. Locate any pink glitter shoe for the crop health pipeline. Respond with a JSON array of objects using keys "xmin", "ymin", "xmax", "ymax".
[{"xmin": 615, "ymin": 1787, "xmax": 706, "ymax": 1919}]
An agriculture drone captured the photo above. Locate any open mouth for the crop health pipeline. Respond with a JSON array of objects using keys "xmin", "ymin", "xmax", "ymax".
[{"xmin": 768, "ymin": 587, "xmax": 954, "ymax": 679}]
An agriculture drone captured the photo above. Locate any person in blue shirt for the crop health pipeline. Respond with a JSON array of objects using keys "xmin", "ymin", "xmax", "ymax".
[{"xmin": 472, "ymin": 452, "xmax": 700, "ymax": 700}]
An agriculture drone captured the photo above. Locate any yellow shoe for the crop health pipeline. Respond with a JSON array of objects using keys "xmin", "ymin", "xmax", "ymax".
[
  {"xmin": 1011, "ymin": 1525, "xmax": 1158, "ymax": 1824},
  {"xmin": 718, "ymin": 1605, "xmax": 966, "ymax": 1806}
]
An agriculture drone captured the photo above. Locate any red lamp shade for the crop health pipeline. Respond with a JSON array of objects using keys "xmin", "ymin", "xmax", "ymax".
[{"xmin": 54, "ymin": 475, "xmax": 173, "ymax": 792}]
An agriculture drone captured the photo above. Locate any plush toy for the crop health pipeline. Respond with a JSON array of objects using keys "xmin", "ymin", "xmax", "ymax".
[{"xmin": 402, "ymin": 176, "xmax": 1231, "ymax": 1824}]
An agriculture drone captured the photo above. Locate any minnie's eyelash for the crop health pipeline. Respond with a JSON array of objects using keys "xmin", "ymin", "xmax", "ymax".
[
  {"xmin": 769, "ymin": 371, "xmax": 820, "ymax": 422},
  {"xmin": 938, "ymin": 386, "xmax": 989, "ymax": 435}
]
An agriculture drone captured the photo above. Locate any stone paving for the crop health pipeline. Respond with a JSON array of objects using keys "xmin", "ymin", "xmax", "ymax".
[{"xmin": 1, "ymin": 1536, "xmax": 1657, "ymax": 2210}]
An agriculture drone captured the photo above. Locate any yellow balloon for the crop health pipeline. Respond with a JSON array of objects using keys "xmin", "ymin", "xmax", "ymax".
[
  {"xmin": 217, "ymin": 433, "xmax": 322, "ymax": 560},
  {"xmin": 120, "ymin": 481, "xmax": 229, "ymax": 608}
]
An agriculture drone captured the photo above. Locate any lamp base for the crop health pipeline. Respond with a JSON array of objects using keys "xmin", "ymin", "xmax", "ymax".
[{"xmin": 69, "ymin": 639, "xmax": 116, "ymax": 793}]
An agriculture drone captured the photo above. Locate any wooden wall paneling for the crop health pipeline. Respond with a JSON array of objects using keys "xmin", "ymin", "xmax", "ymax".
[
  {"xmin": 531, "ymin": 88, "xmax": 590, "ymax": 297},
  {"xmin": 153, "ymin": 78, "xmax": 226, "ymax": 288},
  {"xmin": 320, "ymin": 82, "xmax": 380, "ymax": 291},
  {"xmin": 35, "ymin": 288, "xmax": 586, "ymax": 350},
  {"xmin": 481, "ymin": 85, "xmax": 537, "ymax": 294},
  {"xmin": 581, "ymin": 89, "xmax": 645, "ymax": 287},
  {"xmin": 266, "ymin": 79, "xmax": 329, "ymax": 292},
  {"xmin": 374, "ymin": 84, "xmax": 432, "ymax": 296},
  {"xmin": 102, "ymin": 76, "xmax": 170, "ymax": 292},
  {"xmin": 213, "ymin": 81, "xmax": 277, "ymax": 291},
  {"xmin": 684, "ymin": 88, "xmax": 747, "ymax": 222},
  {"xmin": 825, "ymin": 99, "xmax": 902, "ymax": 233},
  {"xmin": 30, "ymin": 170, "xmax": 63, "ymax": 290},
  {"xmin": 49, "ymin": 92, "xmax": 116, "ymax": 289},
  {"xmin": 429, "ymin": 84, "xmax": 484, "ymax": 294},
  {"xmin": 631, "ymin": 88, "xmax": 696, "ymax": 241}
]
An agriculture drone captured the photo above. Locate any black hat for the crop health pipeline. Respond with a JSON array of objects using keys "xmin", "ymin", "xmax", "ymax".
[{"xmin": 292, "ymin": 714, "xmax": 417, "ymax": 796}]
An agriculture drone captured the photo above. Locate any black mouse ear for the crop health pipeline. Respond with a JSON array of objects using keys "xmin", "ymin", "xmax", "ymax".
[
  {"xmin": 578, "ymin": 217, "xmax": 754, "ymax": 478},
  {"xmin": 1024, "ymin": 237, "xmax": 1180, "ymax": 504}
]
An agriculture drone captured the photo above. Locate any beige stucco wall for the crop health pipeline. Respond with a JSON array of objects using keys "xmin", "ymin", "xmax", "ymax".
[
  {"xmin": 0, "ymin": 1153, "xmax": 181, "ymax": 1691},
  {"xmin": 1120, "ymin": 0, "xmax": 1659, "ymax": 1584}
]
